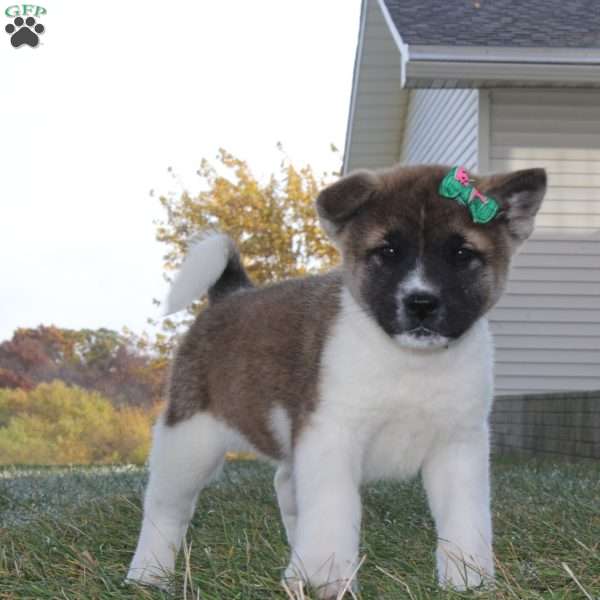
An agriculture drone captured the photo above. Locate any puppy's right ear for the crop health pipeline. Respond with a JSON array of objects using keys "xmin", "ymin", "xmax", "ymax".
[{"xmin": 316, "ymin": 170, "xmax": 379, "ymax": 239}]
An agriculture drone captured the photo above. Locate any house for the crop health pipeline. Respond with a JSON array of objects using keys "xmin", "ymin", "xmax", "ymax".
[{"xmin": 343, "ymin": 0, "xmax": 600, "ymax": 394}]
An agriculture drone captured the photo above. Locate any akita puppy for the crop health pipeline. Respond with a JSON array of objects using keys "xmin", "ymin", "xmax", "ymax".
[{"xmin": 127, "ymin": 164, "xmax": 546, "ymax": 598}]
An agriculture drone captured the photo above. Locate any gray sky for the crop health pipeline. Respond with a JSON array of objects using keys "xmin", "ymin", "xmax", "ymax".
[{"xmin": 0, "ymin": 0, "xmax": 361, "ymax": 342}]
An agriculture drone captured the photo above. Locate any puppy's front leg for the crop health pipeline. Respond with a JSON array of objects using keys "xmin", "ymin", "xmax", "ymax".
[
  {"xmin": 422, "ymin": 426, "xmax": 494, "ymax": 590},
  {"xmin": 285, "ymin": 424, "xmax": 361, "ymax": 599},
  {"xmin": 274, "ymin": 463, "xmax": 298, "ymax": 547}
]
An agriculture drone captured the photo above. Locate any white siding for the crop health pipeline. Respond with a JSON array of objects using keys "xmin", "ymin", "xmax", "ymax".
[
  {"xmin": 400, "ymin": 89, "xmax": 479, "ymax": 170},
  {"xmin": 344, "ymin": 0, "xmax": 407, "ymax": 172},
  {"xmin": 488, "ymin": 89, "xmax": 600, "ymax": 394}
]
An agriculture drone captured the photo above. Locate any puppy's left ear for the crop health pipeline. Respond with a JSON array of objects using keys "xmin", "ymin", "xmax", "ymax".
[
  {"xmin": 482, "ymin": 168, "xmax": 547, "ymax": 245},
  {"xmin": 316, "ymin": 170, "xmax": 380, "ymax": 239}
]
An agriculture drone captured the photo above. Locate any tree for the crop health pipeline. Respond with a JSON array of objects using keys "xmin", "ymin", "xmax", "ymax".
[
  {"xmin": 154, "ymin": 148, "xmax": 340, "ymax": 350},
  {"xmin": 0, "ymin": 326, "xmax": 166, "ymax": 408},
  {"xmin": 0, "ymin": 381, "xmax": 157, "ymax": 464},
  {"xmin": 0, "ymin": 368, "xmax": 33, "ymax": 390}
]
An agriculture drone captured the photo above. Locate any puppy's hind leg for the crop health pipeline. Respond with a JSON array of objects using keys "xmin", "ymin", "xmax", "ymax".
[{"xmin": 126, "ymin": 411, "xmax": 227, "ymax": 588}]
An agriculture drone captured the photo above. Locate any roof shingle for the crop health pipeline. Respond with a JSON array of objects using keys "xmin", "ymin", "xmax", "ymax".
[{"xmin": 383, "ymin": 0, "xmax": 600, "ymax": 48}]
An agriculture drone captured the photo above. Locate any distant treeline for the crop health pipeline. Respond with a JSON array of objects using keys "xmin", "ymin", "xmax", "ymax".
[
  {"xmin": 0, "ymin": 326, "xmax": 167, "ymax": 408},
  {"xmin": 0, "ymin": 326, "xmax": 167, "ymax": 465}
]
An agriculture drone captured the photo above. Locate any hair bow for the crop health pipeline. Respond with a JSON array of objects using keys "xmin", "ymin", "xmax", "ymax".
[{"xmin": 438, "ymin": 166, "xmax": 499, "ymax": 224}]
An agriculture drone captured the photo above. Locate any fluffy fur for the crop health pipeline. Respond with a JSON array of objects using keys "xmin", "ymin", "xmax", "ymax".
[
  {"xmin": 127, "ymin": 164, "xmax": 546, "ymax": 598},
  {"xmin": 164, "ymin": 233, "xmax": 251, "ymax": 315}
]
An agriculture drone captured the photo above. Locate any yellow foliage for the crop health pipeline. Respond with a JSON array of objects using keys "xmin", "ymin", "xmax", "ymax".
[
  {"xmin": 154, "ymin": 150, "xmax": 339, "ymax": 332},
  {"xmin": 0, "ymin": 381, "xmax": 160, "ymax": 465}
]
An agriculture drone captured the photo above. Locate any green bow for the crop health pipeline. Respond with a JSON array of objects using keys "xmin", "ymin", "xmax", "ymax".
[{"xmin": 439, "ymin": 166, "xmax": 499, "ymax": 224}]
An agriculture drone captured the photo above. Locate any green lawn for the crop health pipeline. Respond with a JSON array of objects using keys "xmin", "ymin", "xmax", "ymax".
[{"xmin": 0, "ymin": 459, "xmax": 598, "ymax": 599}]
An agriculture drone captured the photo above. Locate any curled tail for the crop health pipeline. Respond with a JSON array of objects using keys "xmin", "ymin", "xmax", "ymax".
[{"xmin": 164, "ymin": 233, "xmax": 252, "ymax": 315}]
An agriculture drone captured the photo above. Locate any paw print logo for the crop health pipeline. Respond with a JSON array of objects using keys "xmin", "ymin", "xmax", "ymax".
[{"xmin": 5, "ymin": 16, "xmax": 45, "ymax": 48}]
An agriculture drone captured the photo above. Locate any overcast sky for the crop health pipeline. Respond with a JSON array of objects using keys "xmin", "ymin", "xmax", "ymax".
[{"xmin": 0, "ymin": 0, "xmax": 361, "ymax": 342}]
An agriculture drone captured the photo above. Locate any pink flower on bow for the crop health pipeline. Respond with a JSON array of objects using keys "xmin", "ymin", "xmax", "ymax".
[
  {"xmin": 454, "ymin": 166, "xmax": 470, "ymax": 186},
  {"xmin": 470, "ymin": 187, "xmax": 489, "ymax": 204}
]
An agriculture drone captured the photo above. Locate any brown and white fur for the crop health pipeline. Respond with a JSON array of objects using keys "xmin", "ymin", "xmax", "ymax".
[{"xmin": 126, "ymin": 164, "xmax": 546, "ymax": 598}]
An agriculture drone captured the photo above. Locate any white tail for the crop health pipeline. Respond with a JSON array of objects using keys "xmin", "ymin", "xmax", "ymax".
[{"xmin": 163, "ymin": 234, "xmax": 232, "ymax": 315}]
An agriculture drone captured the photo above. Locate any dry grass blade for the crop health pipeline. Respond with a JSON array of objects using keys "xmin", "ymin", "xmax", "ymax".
[
  {"xmin": 375, "ymin": 565, "xmax": 417, "ymax": 600},
  {"xmin": 182, "ymin": 538, "xmax": 198, "ymax": 600},
  {"xmin": 562, "ymin": 562, "xmax": 594, "ymax": 600},
  {"xmin": 336, "ymin": 554, "xmax": 366, "ymax": 600},
  {"xmin": 493, "ymin": 551, "xmax": 522, "ymax": 599},
  {"xmin": 281, "ymin": 577, "xmax": 306, "ymax": 600},
  {"xmin": 574, "ymin": 538, "xmax": 597, "ymax": 555}
]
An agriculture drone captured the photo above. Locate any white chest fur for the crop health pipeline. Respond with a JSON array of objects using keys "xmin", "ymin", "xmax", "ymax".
[{"xmin": 314, "ymin": 288, "xmax": 495, "ymax": 483}]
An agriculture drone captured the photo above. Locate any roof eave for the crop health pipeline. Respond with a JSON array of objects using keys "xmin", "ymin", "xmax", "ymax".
[
  {"xmin": 404, "ymin": 53, "xmax": 600, "ymax": 88},
  {"xmin": 410, "ymin": 45, "xmax": 600, "ymax": 65}
]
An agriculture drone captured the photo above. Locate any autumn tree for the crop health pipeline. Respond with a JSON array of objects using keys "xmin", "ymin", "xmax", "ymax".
[
  {"xmin": 0, "ymin": 381, "xmax": 157, "ymax": 464},
  {"xmin": 0, "ymin": 326, "xmax": 166, "ymax": 407},
  {"xmin": 154, "ymin": 148, "xmax": 340, "ymax": 349}
]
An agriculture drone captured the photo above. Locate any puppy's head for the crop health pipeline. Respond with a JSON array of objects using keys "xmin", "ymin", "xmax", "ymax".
[{"xmin": 317, "ymin": 164, "xmax": 546, "ymax": 350}]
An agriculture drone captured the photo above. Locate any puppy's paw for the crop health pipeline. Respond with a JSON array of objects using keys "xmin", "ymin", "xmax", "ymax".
[
  {"xmin": 439, "ymin": 569, "xmax": 486, "ymax": 591},
  {"xmin": 125, "ymin": 564, "xmax": 172, "ymax": 591},
  {"xmin": 437, "ymin": 548, "xmax": 494, "ymax": 591},
  {"xmin": 284, "ymin": 558, "xmax": 358, "ymax": 599}
]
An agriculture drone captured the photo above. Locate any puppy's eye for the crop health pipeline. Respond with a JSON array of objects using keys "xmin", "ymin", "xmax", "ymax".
[
  {"xmin": 454, "ymin": 246, "xmax": 481, "ymax": 265},
  {"xmin": 375, "ymin": 246, "xmax": 400, "ymax": 261}
]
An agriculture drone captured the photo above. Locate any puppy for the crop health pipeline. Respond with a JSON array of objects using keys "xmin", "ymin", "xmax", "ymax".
[{"xmin": 127, "ymin": 164, "xmax": 546, "ymax": 598}]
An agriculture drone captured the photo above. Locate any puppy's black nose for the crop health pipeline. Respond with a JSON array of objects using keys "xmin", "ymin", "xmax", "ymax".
[{"xmin": 404, "ymin": 293, "xmax": 440, "ymax": 321}]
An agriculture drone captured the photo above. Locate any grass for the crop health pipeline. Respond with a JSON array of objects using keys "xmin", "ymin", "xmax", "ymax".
[{"xmin": 0, "ymin": 459, "xmax": 598, "ymax": 599}]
